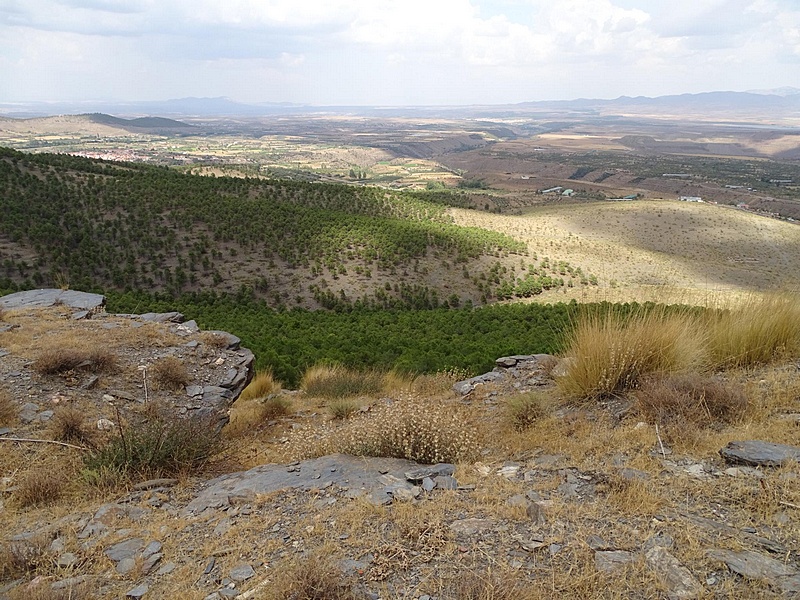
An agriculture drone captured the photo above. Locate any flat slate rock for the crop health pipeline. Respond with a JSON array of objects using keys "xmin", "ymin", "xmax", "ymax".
[
  {"xmin": 645, "ymin": 546, "xmax": 703, "ymax": 599},
  {"xmin": 708, "ymin": 548, "xmax": 800, "ymax": 594},
  {"xmin": 720, "ymin": 440, "xmax": 800, "ymax": 467},
  {"xmin": 0, "ymin": 289, "xmax": 105, "ymax": 311},
  {"xmin": 184, "ymin": 454, "xmax": 455, "ymax": 515}
]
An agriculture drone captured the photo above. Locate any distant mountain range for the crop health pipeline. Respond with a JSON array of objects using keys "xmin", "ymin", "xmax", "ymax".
[{"xmin": 1, "ymin": 90, "xmax": 799, "ymax": 119}]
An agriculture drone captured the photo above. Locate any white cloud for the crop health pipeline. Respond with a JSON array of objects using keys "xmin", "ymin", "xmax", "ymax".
[{"xmin": 0, "ymin": 0, "xmax": 798, "ymax": 104}]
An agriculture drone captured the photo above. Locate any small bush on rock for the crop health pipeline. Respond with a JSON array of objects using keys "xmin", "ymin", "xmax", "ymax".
[
  {"xmin": 328, "ymin": 398, "xmax": 360, "ymax": 420},
  {"xmin": 0, "ymin": 537, "xmax": 49, "ymax": 581},
  {"xmin": 265, "ymin": 554, "xmax": 363, "ymax": 600},
  {"xmin": 150, "ymin": 356, "xmax": 191, "ymax": 391}
]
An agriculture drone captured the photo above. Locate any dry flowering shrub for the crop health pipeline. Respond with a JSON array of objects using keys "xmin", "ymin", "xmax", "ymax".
[{"xmin": 292, "ymin": 396, "xmax": 478, "ymax": 464}]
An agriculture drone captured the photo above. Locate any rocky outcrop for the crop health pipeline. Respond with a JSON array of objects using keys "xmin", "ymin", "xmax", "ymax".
[
  {"xmin": 185, "ymin": 454, "xmax": 458, "ymax": 515},
  {"xmin": 453, "ymin": 354, "xmax": 557, "ymax": 395},
  {"xmin": 0, "ymin": 290, "xmax": 254, "ymax": 431},
  {"xmin": 0, "ymin": 289, "xmax": 105, "ymax": 313}
]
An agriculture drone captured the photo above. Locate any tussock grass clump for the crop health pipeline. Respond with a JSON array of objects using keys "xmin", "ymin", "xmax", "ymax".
[
  {"xmin": 258, "ymin": 395, "xmax": 293, "ymax": 420},
  {"xmin": 0, "ymin": 390, "xmax": 17, "ymax": 426},
  {"xmin": 635, "ymin": 373, "xmax": 749, "ymax": 434},
  {"xmin": 506, "ymin": 392, "xmax": 550, "ymax": 431},
  {"xmin": 50, "ymin": 405, "xmax": 95, "ymax": 446},
  {"xmin": 328, "ymin": 398, "xmax": 360, "ymax": 420},
  {"xmin": 451, "ymin": 568, "xmax": 530, "ymax": 600},
  {"xmin": 150, "ymin": 356, "xmax": 191, "ymax": 391},
  {"xmin": 83, "ymin": 412, "xmax": 221, "ymax": 480},
  {"xmin": 301, "ymin": 364, "xmax": 385, "ymax": 399},
  {"xmin": 33, "ymin": 345, "xmax": 117, "ymax": 376},
  {"xmin": 200, "ymin": 331, "xmax": 229, "ymax": 349},
  {"xmin": 558, "ymin": 307, "xmax": 707, "ymax": 401},
  {"xmin": 238, "ymin": 370, "xmax": 281, "ymax": 402},
  {"xmin": 708, "ymin": 294, "xmax": 800, "ymax": 368},
  {"xmin": 8, "ymin": 580, "xmax": 92, "ymax": 600},
  {"xmin": 227, "ymin": 371, "xmax": 290, "ymax": 434},
  {"xmin": 0, "ymin": 537, "xmax": 49, "ymax": 581},
  {"xmin": 296, "ymin": 397, "xmax": 478, "ymax": 464},
  {"xmin": 265, "ymin": 554, "xmax": 363, "ymax": 600},
  {"xmin": 14, "ymin": 469, "xmax": 65, "ymax": 507},
  {"xmin": 227, "ymin": 394, "xmax": 293, "ymax": 435}
]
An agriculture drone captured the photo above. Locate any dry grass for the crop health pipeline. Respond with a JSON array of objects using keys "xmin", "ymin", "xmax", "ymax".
[
  {"xmin": 328, "ymin": 398, "xmax": 361, "ymax": 420},
  {"xmin": 83, "ymin": 411, "xmax": 222, "ymax": 480},
  {"xmin": 0, "ymin": 389, "xmax": 18, "ymax": 426},
  {"xmin": 634, "ymin": 373, "xmax": 749, "ymax": 444},
  {"xmin": 0, "ymin": 536, "xmax": 49, "ymax": 581},
  {"xmin": 449, "ymin": 568, "xmax": 532, "ymax": 600},
  {"xmin": 50, "ymin": 405, "xmax": 96, "ymax": 447},
  {"xmin": 301, "ymin": 364, "xmax": 385, "ymax": 399},
  {"xmin": 505, "ymin": 391, "xmax": 550, "ymax": 431},
  {"xmin": 32, "ymin": 345, "xmax": 117, "ymax": 376},
  {"xmin": 200, "ymin": 331, "xmax": 229, "ymax": 349},
  {"xmin": 558, "ymin": 306, "xmax": 707, "ymax": 401},
  {"xmin": 708, "ymin": 293, "xmax": 800, "ymax": 368},
  {"xmin": 227, "ymin": 371, "xmax": 291, "ymax": 434},
  {"xmin": 14, "ymin": 468, "xmax": 65, "ymax": 508},
  {"xmin": 8, "ymin": 580, "xmax": 92, "ymax": 600},
  {"xmin": 261, "ymin": 552, "xmax": 363, "ymax": 600},
  {"xmin": 293, "ymin": 396, "xmax": 478, "ymax": 464},
  {"xmin": 150, "ymin": 356, "xmax": 190, "ymax": 391},
  {"xmin": 238, "ymin": 370, "xmax": 281, "ymax": 402}
]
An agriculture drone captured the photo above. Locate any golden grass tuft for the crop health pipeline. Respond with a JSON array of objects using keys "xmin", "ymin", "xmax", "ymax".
[
  {"xmin": 450, "ymin": 568, "xmax": 532, "ymax": 600},
  {"xmin": 227, "ymin": 371, "xmax": 290, "ymax": 434},
  {"xmin": 328, "ymin": 398, "xmax": 360, "ymax": 420},
  {"xmin": 0, "ymin": 389, "xmax": 18, "ymax": 426},
  {"xmin": 33, "ymin": 345, "xmax": 117, "ymax": 376},
  {"xmin": 708, "ymin": 293, "xmax": 800, "ymax": 368},
  {"xmin": 14, "ymin": 468, "xmax": 65, "ymax": 508},
  {"xmin": 200, "ymin": 331, "xmax": 229, "ymax": 349},
  {"xmin": 505, "ymin": 391, "xmax": 550, "ymax": 431},
  {"xmin": 0, "ymin": 536, "xmax": 49, "ymax": 581},
  {"xmin": 261, "ymin": 553, "xmax": 363, "ymax": 600},
  {"xmin": 293, "ymin": 396, "xmax": 478, "ymax": 464},
  {"xmin": 50, "ymin": 405, "xmax": 95, "ymax": 447},
  {"xmin": 558, "ymin": 306, "xmax": 707, "ymax": 401},
  {"xmin": 238, "ymin": 370, "xmax": 281, "ymax": 403},
  {"xmin": 150, "ymin": 356, "xmax": 191, "ymax": 391},
  {"xmin": 301, "ymin": 364, "xmax": 385, "ymax": 399}
]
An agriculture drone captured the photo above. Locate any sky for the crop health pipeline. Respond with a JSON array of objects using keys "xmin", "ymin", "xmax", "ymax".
[{"xmin": 1, "ymin": 0, "xmax": 798, "ymax": 106}]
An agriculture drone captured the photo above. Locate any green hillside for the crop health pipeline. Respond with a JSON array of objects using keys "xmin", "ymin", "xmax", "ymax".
[{"xmin": 1, "ymin": 147, "xmax": 557, "ymax": 309}]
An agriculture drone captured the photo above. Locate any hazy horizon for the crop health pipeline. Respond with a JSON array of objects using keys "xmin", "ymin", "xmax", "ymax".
[{"xmin": 2, "ymin": 1, "xmax": 798, "ymax": 106}]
